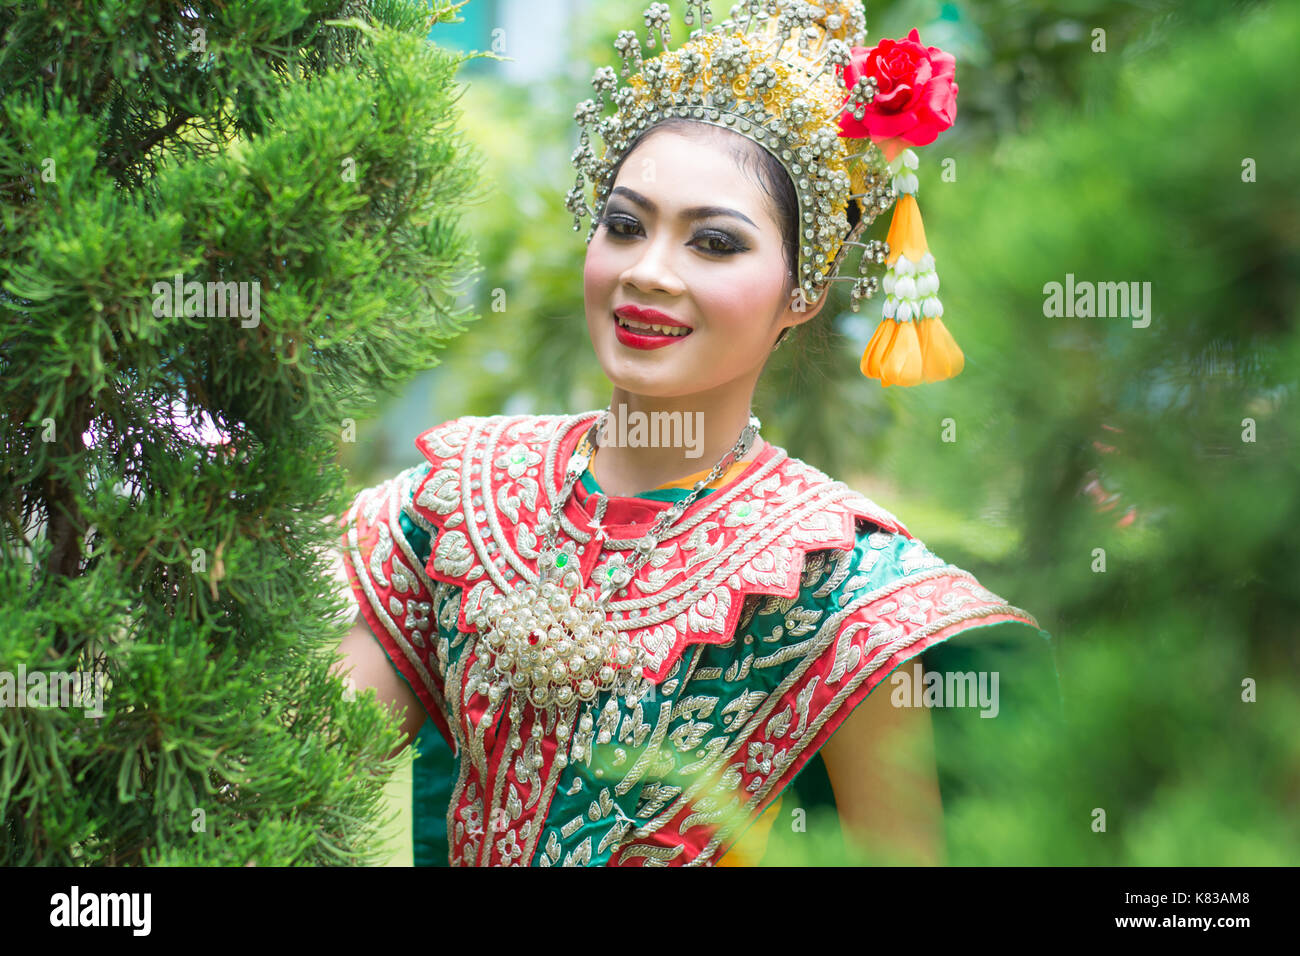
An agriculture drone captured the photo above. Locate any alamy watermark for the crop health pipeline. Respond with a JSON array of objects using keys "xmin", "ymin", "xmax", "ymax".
[
  {"xmin": 0, "ymin": 665, "xmax": 106, "ymax": 717},
  {"xmin": 151, "ymin": 272, "xmax": 261, "ymax": 327},
  {"xmin": 597, "ymin": 403, "xmax": 705, "ymax": 458},
  {"xmin": 1043, "ymin": 273, "xmax": 1151, "ymax": 328},
  {"xmin": 50, "ymin": 886, "xmax": 150, "ymax": 935},
  {"xmin": 890, "ymin": 661, "xmax": 1000, "ymax": 718}
]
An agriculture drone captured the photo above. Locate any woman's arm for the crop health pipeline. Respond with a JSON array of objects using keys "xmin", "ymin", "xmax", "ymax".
[
  {"xmin": 331, "ymin": 613, "xmax": 426, "ymax": 761},
  {"xmin": 818, "ymin": 672, "xmax": 945, "ymax": 865}
]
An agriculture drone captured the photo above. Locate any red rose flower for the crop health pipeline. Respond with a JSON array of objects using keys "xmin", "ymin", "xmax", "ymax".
[{"xmin": 837, "ymin": 28, "xmax": 958, "ymax": 162}]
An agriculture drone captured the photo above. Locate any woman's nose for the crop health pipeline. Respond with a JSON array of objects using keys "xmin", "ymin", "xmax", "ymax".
[{"xmin": 621, "ymin": 233, "xmax": 685, "ymax": 296}]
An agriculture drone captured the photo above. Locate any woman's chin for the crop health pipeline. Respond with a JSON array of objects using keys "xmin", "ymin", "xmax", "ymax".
[{"xmin": 598, "ymin": 362, "xmax": 698, "ymax": 399}]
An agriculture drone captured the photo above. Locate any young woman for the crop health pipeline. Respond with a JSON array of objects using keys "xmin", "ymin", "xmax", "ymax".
[{"xmin": 334, "ymin": 2, "xmax": 1056, "ymax": 867}]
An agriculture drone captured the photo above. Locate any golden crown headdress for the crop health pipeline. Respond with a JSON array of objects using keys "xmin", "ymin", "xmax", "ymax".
[{"xmin": 567, "ymin": 0, "xmax": 965, "ymax": 386}]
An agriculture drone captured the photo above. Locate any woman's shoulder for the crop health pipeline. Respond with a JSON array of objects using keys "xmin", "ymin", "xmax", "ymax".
[
  {"xmin": 754, "ymin": 446, "xmax": 1022, "ymax": 600},
  {"xmin": 831, "ymin": 513, "xmax": 1043, "ymax": 639},
  {"xmin": 754, "ymin": 444, "xmax": 914, "ymax": 540},
  {"xmin": 728, "ymin": 484, "xmax": 1048, "ymax": 674}
]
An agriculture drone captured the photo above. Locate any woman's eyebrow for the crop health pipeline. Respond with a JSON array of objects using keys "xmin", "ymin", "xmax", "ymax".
[{"xmin": 610, "ymin": 185, "xmax": 757, "ymax": 228}]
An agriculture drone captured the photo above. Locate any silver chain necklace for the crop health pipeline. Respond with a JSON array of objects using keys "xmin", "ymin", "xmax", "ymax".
[{"xmin": 467, "ymin": 407, "xmax": 761, "ymax": 766}]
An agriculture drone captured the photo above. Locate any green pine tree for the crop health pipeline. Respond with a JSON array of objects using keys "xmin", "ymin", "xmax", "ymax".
[
  {"xmin": 0, "ymin": 0, "xmax": 483, "ymax": 864},
  {"xmin": 884, "ymin": 0, "xmax": 1300, "ymax": 864}
]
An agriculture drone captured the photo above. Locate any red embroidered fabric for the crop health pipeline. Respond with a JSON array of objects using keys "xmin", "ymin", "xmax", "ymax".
[{"xmin": 339, "ymin": 412, "xmax": 1050, "ymax": 865}]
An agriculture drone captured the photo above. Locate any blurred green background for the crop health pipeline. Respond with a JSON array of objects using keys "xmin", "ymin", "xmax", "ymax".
[{"xmin": 360, "ymin": 0, "xmax": 1300, "ymax": 865}]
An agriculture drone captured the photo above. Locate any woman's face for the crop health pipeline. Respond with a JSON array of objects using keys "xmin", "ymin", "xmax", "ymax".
[{"xmin": 583, "ymin": 126, "xmax": 824, "ymax": 399}]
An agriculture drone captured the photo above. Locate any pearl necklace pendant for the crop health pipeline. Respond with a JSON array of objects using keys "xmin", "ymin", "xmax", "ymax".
[
  {"xmin": 471, "ymin": 570, "xmax": 643, "ymax": 710},
  {"xmin": 463, "ymin": 408, "xmax": 759, "ymax": 718}
]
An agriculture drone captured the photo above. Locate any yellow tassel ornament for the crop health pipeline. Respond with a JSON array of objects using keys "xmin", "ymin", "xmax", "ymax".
[{"xmin": 860, "ymin": 150, "xmax": 964, "ymax": 386}]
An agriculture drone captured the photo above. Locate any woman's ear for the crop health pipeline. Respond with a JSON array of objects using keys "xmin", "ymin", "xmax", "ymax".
[{"xmin": 782, "ymin": 283, "xmax": 831, "ymax": 328}]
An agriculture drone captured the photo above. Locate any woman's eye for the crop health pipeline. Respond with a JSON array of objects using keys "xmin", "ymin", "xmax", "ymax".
[
  {"xmin": 600, "ymin": 215, "xmax": 743, "ymax": 255},
  {"xmin": 601, "ymin": 214, "xmax": 640, "ymax": 237},
  {"xmin": 698, "ymin": 233, "xmax": 740, "ymax": 254}
]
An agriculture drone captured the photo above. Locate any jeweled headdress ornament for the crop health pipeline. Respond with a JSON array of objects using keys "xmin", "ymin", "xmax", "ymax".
[{"xmin": 568, "ymin": 1, "xmax": 965, "ymax": 386}]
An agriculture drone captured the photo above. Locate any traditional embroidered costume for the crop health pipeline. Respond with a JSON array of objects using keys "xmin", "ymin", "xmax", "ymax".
[{"xmin": 340, "ymin": 412, "xmax": 1054, "ymax": 866}]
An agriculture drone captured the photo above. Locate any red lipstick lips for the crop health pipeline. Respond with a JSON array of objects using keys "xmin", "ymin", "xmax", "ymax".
[{"xmin": 613, "ymin": 305, "xmax": 693, "ymax": 351}]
